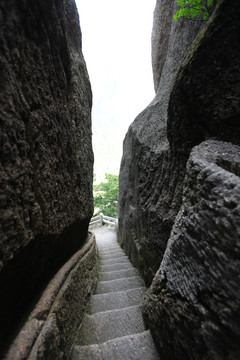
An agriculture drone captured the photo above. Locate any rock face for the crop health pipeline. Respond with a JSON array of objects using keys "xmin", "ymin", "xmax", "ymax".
[
  {"xmin": 168, "ymin": 0, "xmax": 240, "ymax": 151},
  {"xmin": 118, "ymin": 0, "xmax": 240, "ymax": 358},
  {"xmin": 142, "ymin": 140, "xmax": 240, "ymax": 359},
  {"xmin": 151, "ymin": 0, "xmax": 175, "ymax": 92},
  {"xmin": 0, "ymin": 0, "xmax": 93, "ymax": 351},
  {"xmin": 142, "ymin": 1, "xmax": 240, "ymax": 357},
  {"xmin": 118, "ymin": 0, "xmax": 203, "ymax": 285}
]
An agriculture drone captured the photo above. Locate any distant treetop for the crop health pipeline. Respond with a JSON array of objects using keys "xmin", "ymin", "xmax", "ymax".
[
  {"xmin": 93, "ymin": 173, "xmax": 119, "ymax": 218},
  {"xmin": 174, "ymin": 0, "xmax": 216, "ymax": 21}
]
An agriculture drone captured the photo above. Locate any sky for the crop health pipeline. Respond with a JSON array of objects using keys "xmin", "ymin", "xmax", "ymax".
[{"xmin": 75, "ymin": 0, "xmax": 156, "ymax": 182}]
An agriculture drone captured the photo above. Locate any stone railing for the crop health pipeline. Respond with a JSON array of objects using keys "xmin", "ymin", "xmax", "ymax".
[
  {"xmin": 90, "ymin": 213, "xmax": 118, "ymax": 229},
  {"xmin": 5, "ymin": 232, "xmax": 98, "ymax": 360}
]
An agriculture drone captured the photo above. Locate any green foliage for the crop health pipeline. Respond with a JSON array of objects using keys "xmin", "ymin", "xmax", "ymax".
[
  {"xmin": 93, "ymin": 173, "xmax": 119, "ymax": 217},
  {"xmin": 174, "ymin": 0, "xmax": 215, "ymax": 21}
]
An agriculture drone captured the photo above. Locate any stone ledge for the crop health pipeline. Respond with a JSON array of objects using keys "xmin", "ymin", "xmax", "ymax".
[{"xmin": 5, "ymin": 232, "xmax": 98, "ymax": 360}]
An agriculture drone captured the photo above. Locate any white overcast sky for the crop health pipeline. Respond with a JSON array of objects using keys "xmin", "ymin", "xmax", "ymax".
[{"xmin": 75, "ymin": 0, "xmax": 156, "ymax": 181}]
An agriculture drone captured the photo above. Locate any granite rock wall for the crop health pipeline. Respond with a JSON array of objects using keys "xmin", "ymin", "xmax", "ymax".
[
  {"xmin": 142, "ymin": 140, "xmax": 240, "ymax": 359},
  {"xmin": 168, "ymin": 0, "xmax": 240, "ymax": 151},
  {"xmin": 119, "ymin": 0, "xmax": 240, "ymax": 358},
  {"xmin": 118, "ymin": 0, "xmax": 203, "ymax": 285},
  {"xmin": 0, "ymin": 0, "xmax": 93, "ymax": 351}
]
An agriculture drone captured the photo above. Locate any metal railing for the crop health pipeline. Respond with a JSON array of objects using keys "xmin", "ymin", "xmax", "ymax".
[{"xmin": 89, "ymin": 213, "xmax": 118, "ymax": 229}]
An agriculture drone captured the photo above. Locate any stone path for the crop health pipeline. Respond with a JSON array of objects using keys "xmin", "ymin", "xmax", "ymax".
[{"xmin": 70, "ymin": 226, "xmax": 159, "ymax": 360}]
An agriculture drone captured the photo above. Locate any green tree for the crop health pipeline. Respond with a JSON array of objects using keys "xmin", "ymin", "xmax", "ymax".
[
  {"xmin": 93, "ymin": 174, "xmax": 119, "ymax": 217},
  {"xmin": 174, "ymin": 0, "xmax": 215, "ymax": 21}
]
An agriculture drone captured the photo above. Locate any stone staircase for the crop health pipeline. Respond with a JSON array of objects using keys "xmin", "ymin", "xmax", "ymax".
[{"xmin": 70, "ymin": 227, "xmax": 159, "ymax": 360}]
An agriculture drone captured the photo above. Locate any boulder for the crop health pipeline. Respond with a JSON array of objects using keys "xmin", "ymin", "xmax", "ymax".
[
  {"xmin": 120, "ymin": 0, "xmax": 240, "ymax": 357},
  {"xmin": 151, "ymin": 0, "xmax": 175, "ymax": 92},
  {"xmin": 0, "ymin": 0, "xmax": 93, "ymax": 352},
  {"xmin": 168, "ymin": 0, "xmax": 240, "ymax": 151},
  {"xmin": 118, "ymin": 0, "xmax": 203, "ymax": 285},
  {"xmin": 142, "ymin": 140, "xmax": 240, "ymax": 359},
  {"xmin": 141, "ymin": 0, "xmax": 240, "ymax": 358}
]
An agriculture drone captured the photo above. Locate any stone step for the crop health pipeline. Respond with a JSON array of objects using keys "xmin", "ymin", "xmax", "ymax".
[
  {"xmin": 99, "ymin": 244, "xmax": 122, "ymax": 251},
  {"xmin": 100, "ymin": 248, "xmax": 122, "ymax": 252},
  {"xmin": 100, "ymin": 249, "xmax": 124, "ymax": 255},
  {"xmin": 100, "ymin": 257, "xmax": 130, "ymax": 265},
  {"xmin": 100, "ymin": 262, "xmax": 133, "ymax": 272},
  {"xmin": 100, "ymin": 253, "xmax": 127, "ymax": 261},
  {"xmin": 77, "ymin": 305, "xmax": 145, "ymax": 346},
  {"xmin": 90, "ymin": 287, "xmax": 146, "ymax": 314},
  {"xmin": 71, "ymin": 331, "xmax": 160, "ymax": 360},
  {"xmin": 98, "ymin": 246, "xmax": 121, "ymax": 252},
  {"xmin": 69, "ymin": 229, "xmax": 159, "ymax": 359},
  {"xmin": 99, "ymin": 268, "xmax": 139, "ymax": 281},
  {"xmin": 98, "ymin": 242, "xmax": 118, "ymax": 248},
  {"xmin": 100, "ymin": 249, "xmax": 125, "ymax": 256},
  {"xmin": 96, "ymin": 276, "xmax": 145, "ymax": 294},
  {"xmin": 71, "ymin": 344, "xmax": 101, "ymax": 360}
]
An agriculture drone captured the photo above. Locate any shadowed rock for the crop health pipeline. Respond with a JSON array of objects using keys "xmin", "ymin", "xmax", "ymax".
[
  {"xmin": 142, "ymin": 140, "xmax": 240, "ymax": 359},
  {"xmin": 6, "ymin": 233, "xmax": 98, "ymax": 360},
  {"xmin": 119, "ymin": 0, "xmax": 240, "ymax": 358},
  {"xmin": 0, "ymin": 0, "xmax": 93, "ymax": 352},
  {"xmin": 118, "ymin": 0, "xmax": 203, "ymax": 285},
  {"xmin": 168, "ymin": 0, "xmax": 240, "ymax": 150}
]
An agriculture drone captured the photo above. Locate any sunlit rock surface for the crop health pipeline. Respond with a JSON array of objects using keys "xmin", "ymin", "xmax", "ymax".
[{"xmin": 0, "ymin": 0, "xmax": 93, "ymax": 352}]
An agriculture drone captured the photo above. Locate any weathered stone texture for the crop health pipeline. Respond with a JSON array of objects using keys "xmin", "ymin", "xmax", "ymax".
[
  {"xmin": 119, "ymin": 0, "xmax": 240, "ymax": 358},
  {"xmin": 142, "ymin": 140, "xmax": 240, "ymax": 359},
  {"xmin": 0, "ymin": 0, "xmax": 93, "ymax": 351},
  {"xmin": 151, "ymin": 0, "xmax": 175, "ymax": 92},
  {"xmin": 168, "ymin": 0, "xmax": 240, "ymax": 151},
  {"xmin": 6, "ymin": 233, "xmax": 98, "ymax": 360},
  {"xmin": 118, "ymin": 0, "xmax": 203, "ymax": 285}
]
